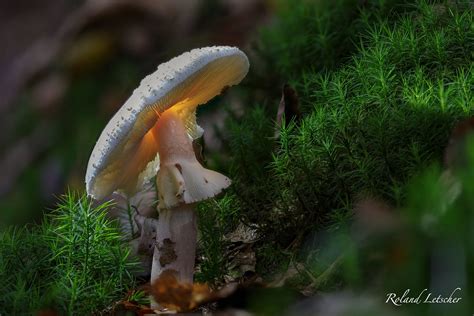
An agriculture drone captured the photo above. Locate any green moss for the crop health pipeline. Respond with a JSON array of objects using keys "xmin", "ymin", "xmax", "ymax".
[
  {"xmin": 271, "ymin": 0, "xmax": 473, "ymax": 231},
  {"xmin": 209, "ymin": 0, "xmax": 474, "ymax": 280},
  {"xmin": 0, "ymin": 192, "xmax": 138, "ymax": 315},
  {"xmin": 196, "ymin": 195, "xmax": 241, "ymax": 284}
]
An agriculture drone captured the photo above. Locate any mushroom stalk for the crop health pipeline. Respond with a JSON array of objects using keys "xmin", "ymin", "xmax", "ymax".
[
  {"xmin": 151, "ymin": 203, "xmax": 197, "ymax": 284},
  {"xmin": 150, "ymin": 109, "xmax": 230, "ymax": 309}
]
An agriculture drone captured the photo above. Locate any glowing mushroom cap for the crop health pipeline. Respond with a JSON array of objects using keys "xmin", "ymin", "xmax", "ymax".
[{"xmin": 85, "ymin": 46, "xmax": 249, "ymax": 199}]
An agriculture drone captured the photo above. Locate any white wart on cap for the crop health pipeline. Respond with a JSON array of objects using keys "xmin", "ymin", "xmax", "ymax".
[{"xmin": 85, "ymin": 46, "xmax": 249, "ymax": 200}]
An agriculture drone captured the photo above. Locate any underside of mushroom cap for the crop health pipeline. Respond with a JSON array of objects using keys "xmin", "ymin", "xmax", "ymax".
[{"xmin": 85, "ymin": 46, "xmax": 249, "ymax": 200}]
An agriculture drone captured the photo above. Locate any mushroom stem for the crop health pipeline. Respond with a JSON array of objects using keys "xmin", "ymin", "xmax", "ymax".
[
  {"xmin": 149, "ymin": 109, "xmax": 230, "ymax": 309},
  {"xmin": 150, "ymin": 203, "xmax": 197, "ymax": 309},
  {"xmin": 151, "ymin": 203, "xmax": 197, "ymax": 284}
]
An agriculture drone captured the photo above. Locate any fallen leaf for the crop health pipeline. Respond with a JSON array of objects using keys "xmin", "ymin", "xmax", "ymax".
[
  {"xmin": 148, "ymin": 270, "xmax": 239, "ymax": 313},
  {"xmin": 148, "ymin": 269, "xmax": 213, "ymax": 312},
  {"xmin": 225, "ymin": 243, "xmax": 257, "ymax": 282},
  {"xmin": 223, "ymin": 223, "xmax": 259, "ymax": 283},
  {"xmin": 225, "ymin": 223, "xmax": 259, "ymax": 244}
]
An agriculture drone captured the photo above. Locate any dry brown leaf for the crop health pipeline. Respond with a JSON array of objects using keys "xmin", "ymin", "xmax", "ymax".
[
  {"xmin": 220, "ymin": 223, "xmax": 259, "ymax": 283},
  {"xmin": 225, "ymin": 223, "xmax": 258, "ymax": 244},
  {"xmin": 148, "ymin": 270, "xmax": 239, "ymax": 313},
  {"xmin": 148, "ymin": 270, "xmax": 213, "ymax": 312}
]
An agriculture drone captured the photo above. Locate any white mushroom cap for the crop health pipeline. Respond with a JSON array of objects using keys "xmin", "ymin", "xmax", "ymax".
[{"xmin": 85, "ymin": 46, "xmax": 249, "ymax": 199}]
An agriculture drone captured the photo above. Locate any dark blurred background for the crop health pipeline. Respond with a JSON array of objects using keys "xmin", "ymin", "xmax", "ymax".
[{"xmin": 0, "ymin": 0, "xmax": 272, "ymax": 227}]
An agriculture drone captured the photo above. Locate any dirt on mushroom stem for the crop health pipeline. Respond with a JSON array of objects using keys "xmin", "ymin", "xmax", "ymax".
[{"xmin": 152, "ymin": 203, "xmax": 197, "ymax": 284}]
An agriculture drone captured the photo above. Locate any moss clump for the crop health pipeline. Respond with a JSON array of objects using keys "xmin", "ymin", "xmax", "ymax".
[
  {"xmin": 196, "ymin": 196, "xmax": 237, "ymax": 284},
  {"xmin": 270, "ymin": 0, "xmax": 473, "ymax": 234},
  {"xmin": 197, "ymin": 0, "xmax": 473, "ymax": 281},
  {"xmin": 0, "ymin": 192, "xmax": 138, "ymax": 315}
]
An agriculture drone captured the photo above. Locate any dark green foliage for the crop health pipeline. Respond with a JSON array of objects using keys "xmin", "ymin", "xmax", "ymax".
[
  {"xmin": 200, "ymin": 0, "xmax": 473, "ymax": 281},
  {"xmin": 271, "ymin": 0, "xmax": 473, "ymax": 234},
  {"xmin": 0, "ymin": 192, "xmax": 138, "ymax": 315},
  {"xmin": 196, "ymin": 195, "xmax": 241, "ymax": 284},
  {"xmin": 227, "ymin": 107, "xmax": 276, "ymax": 224},
  {"xmin": 257, "ymin": 0, "xmax": 415, "ymax": 80},
  {"xmin": 0, "ymin": 227, "xmax": 54, "ymax": 313}
]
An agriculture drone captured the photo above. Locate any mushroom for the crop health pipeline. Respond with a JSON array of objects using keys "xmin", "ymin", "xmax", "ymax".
[{"xmin": 85, "ymin": 46, "xmax": 249, "ymax": 290}]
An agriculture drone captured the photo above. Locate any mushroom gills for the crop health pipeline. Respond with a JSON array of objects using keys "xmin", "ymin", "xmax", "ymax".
[{"xmin": 157, "ymin": 160, "xmax": 231, "ymax": 209}]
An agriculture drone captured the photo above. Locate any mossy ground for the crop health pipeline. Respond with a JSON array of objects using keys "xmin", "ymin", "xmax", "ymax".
[
  {"xmin": 198, "ymin": 0, "xmax": 473, "ymax": 293},
  {"xmin": 0, "ymin": 193, "xmax": 138, "ymax": 315}
]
